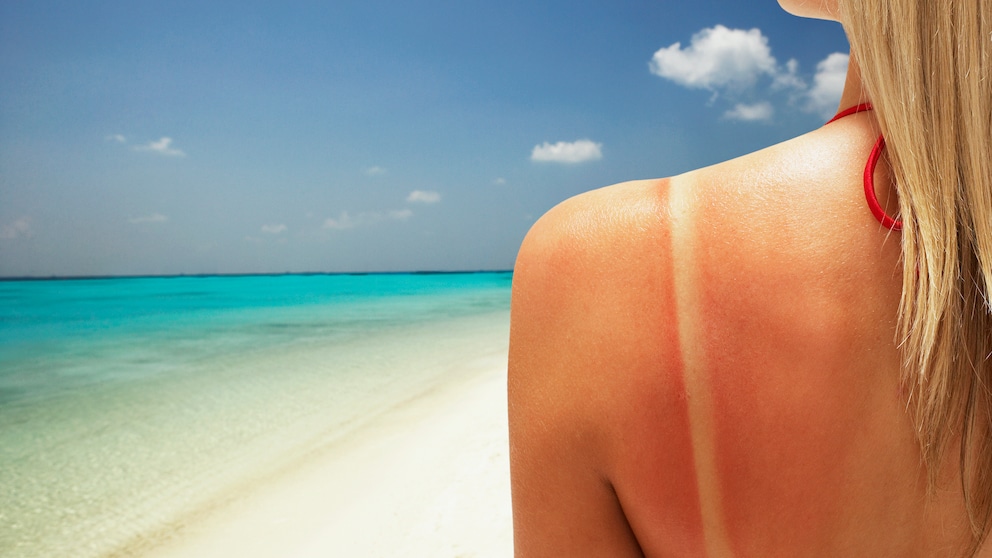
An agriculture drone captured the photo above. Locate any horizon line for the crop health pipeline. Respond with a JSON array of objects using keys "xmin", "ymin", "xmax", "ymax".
[{"xmin": 0, "ymin": 269, "xmax": 514, "ymax": 282}]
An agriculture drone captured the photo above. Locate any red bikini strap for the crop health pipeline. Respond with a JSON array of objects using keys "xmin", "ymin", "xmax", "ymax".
[
  {"xmin": 826, "ymin": 103, "xmax": 904, "ymax": 231},
  {"xmin": 864, "ymin": 135, "xmax": 903, "ymax": 231},
  {"xmin": 825, "ymin": 102, "xmax": 873, "ymax": 124}
]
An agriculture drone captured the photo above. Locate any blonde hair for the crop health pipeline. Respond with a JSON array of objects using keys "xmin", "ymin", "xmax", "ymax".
[{"xmin": 840, "ymin": 0, "xmax": 992, "ymax": 552}]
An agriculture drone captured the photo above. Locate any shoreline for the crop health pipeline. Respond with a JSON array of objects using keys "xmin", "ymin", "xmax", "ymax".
[
  {"xmin": 140, "ymin": 351, "xmax": 513, "ymax": 557},
  {"xmin": 2, "ymin": 311, "xmax": 512, "ymax": 558},
  {"xmin": 1, "ymin": 275, "xmax": 513, "ymax": 558}
]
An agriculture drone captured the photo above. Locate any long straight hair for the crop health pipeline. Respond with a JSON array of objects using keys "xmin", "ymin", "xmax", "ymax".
[{"xmin": 839, "ymin": 0, "xmax": 992, "ymax": 553}]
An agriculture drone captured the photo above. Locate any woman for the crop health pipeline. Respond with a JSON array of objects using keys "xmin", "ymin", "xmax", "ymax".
[{"xmin": 508, "ymin": 0, "xmax": 992, "ymax": 556}]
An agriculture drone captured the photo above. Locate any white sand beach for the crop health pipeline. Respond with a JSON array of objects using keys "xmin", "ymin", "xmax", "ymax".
[{"xmin": 144, "ymin": 352, "xmax": 513, "ymax": 558}]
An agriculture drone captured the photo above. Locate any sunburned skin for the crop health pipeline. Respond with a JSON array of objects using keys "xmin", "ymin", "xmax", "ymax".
[
  {"xmin": 512, "ymin": 2, "xmax": 991, "ymax": 554},
  {"xmin": 652, "ymin": 123, "xmax": 908, "ymax": 556},
  {"xmin": 510, "ymin": 49, "xmax": 992, "ymax": 558},
  {"xmin": 509, "ymin": 177, "xmax": 706, "ymax": 556},
  {"xmin": 664, "ymin": 115, "xmax": 973, "ymax": 556},
  {"xmin": 601, "ymin": 178, "xmax": 707, "ymax": 556},
  {"xmin": 508, "ymin": 97, "xmax": 982, "ymax": 557},
  {"xmin": 667, "ymin": 170, "xmax": 733, "ymax": 557}
]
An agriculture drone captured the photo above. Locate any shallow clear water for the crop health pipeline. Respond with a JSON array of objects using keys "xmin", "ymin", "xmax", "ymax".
[
  {"xmin": 0, "ymin": 273, "xmax": 511, "ymax": 403},
  {"xmin": 0, "ymin": 272, "xmax": 512, "ymax": 557}
]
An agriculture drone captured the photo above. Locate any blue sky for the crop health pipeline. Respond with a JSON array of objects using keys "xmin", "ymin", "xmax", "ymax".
[{"xmin": 0, "ymin": 0, "xmax": 849, "ymax": 276}]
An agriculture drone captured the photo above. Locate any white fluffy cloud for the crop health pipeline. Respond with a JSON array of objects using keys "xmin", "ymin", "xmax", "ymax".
[
  {"xmin": 106, "ymin": 134, "xmax": 127, "ymax": 143},
  {"xmin": 323, "ymin": 212, "xmax": 361, "ymax": 230},
  {"xmin": 0, "ymin": 217, "xmax": 33, "ymax": 240},
  {"xmin": 650, "ymin": 25, "xmax": 778, "ymax": 91},
  {"xmin": 724, "ymin": 102, "xmax": 774, "ymax": 122},
  {"xmin": 323, "ymin": 209, "xmax": 411, "ymax": 230},
  {"xmin": 128, "ymin": 213, "xmax": 169, "ymax": 224},
  {"xmin": 133, "ymin": 137, "xmax": 186, "ymax": 157},
  {"xmin": 407, "ymin": 190, "xmax": 441, "ymax": 204},
  {"xmin": 773, "ymin": 59, "xmax": 805, "ymax": 91},
  {"xmin": 261, "ymin": 224, "xmax": 287, "ymax": 234},
  {"xmin": 531, "ymin": 139, "xmax": 603, "ymax": 164},
  {"xmin": 365, "ymin": 166, "xmax": 387, "ymax": 176},
  {"xmin": 807, "ymin": 52, "xmax": 849, "ymax": 118},
  {"xmin": 650, "ymin": 25, "xmax": 849, "ymax": 122}
]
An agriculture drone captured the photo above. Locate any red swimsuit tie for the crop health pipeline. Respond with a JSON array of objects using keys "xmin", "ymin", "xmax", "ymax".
[{"xmin": 825, "ymin": 103, "xmax": 903, "ymax": 231}]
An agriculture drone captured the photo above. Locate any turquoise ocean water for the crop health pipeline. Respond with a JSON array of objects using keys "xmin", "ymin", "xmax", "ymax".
[{"xmin": 0, "ymin": 272, "xmax": 512, "ymax": 557}]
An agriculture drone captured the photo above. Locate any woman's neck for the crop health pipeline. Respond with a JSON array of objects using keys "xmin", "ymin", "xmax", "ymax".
[{"xmin": 837, "ymin": 53, "xmax": 870, "ymax": 110}]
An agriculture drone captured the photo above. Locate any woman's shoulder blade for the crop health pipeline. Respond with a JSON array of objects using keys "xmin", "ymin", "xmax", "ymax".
[{"xmin": 509, "ymin": 177, "xmax": 708, "ymax": 555}]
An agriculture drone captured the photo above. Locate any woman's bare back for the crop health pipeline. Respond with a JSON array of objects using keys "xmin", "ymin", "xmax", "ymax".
[{"xmin": 508, "ymin": 111, "xmax": 983, "ymax": 556}]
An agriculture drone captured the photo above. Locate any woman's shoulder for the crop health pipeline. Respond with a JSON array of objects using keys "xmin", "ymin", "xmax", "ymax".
[
  {"xmin": 508, "ymin": 124, "xmax": 937, "ymax": 555},
  {"xmin": 510, "ymin": 176, "xmax": 683, "ymax": 410},
  {"xmin": 515, "ymin": 117, "xmax": 885, "ymax": 278},
  {"xmin": 511, "ymin": 176, "xmax": 685, "ymax": 386},
  {"xmin": 509, "ymin": 177, "xmax": 706, "ymax": 556},
  {"xmin": 512, "ymin": 121, "xmax": 892, "ymax": 328},
  {"xmin": 511, "ymin": 178, "xmax": 680, "ymax": 357},
  {"xmin": 511, "ymin": 120, "xmax": 899, "ymax": 388},
  {"xmin": 514, "ymin": 178, "xmax": 671, "ymax": 275}
]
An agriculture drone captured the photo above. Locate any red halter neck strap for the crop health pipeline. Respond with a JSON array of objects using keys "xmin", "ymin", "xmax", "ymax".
[
  {"xmin": 826, "ymin": 103, "xmax": 903, "ymax": 231},
  {"xmin": 825, "ymin": 102, "xmax": 875, "ymax": 124}
]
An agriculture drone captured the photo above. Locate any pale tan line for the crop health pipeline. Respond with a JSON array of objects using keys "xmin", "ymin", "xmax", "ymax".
[{"xmin": 668, "ymin": 174, "xmax": 733, "ymax": 558}]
